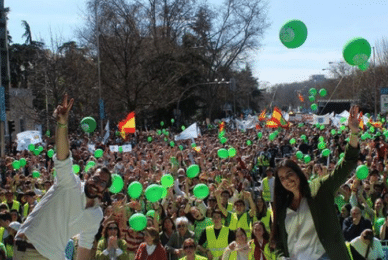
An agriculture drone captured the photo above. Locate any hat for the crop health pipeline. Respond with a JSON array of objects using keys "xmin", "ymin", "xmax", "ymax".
[
  {"xmin": 24, "ymin": 190, "xmax": 36, "ymax": 196},
  {"xmin": 9, "ymin": 221, "xmax": 21, "ymax": 232}
]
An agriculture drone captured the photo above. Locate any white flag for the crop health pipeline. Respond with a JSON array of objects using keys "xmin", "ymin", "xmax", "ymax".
[
  {"xmin": 174, "ymin": 123, "xmax": 200, "ymax": 141},
  {"xmin": 103, "ymin": 120, "xmax": 110, "ymax": 144}
]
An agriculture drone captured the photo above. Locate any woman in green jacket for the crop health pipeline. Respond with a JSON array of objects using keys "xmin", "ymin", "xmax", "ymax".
[
  {"xmin": 270, "ymin": 105, "xmax": 361, "ymax": 260},
  {"xmin": 95, "ymin": 220, "xmax": 128, "ymax": 260}
]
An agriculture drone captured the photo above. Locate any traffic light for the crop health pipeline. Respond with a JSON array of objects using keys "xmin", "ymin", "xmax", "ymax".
[{"xmin": 8, "ymin": 120, "xmax": 15, "ymax": 134}]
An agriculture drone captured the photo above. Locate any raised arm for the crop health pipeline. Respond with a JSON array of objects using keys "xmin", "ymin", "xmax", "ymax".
[{"xmin": 53, "ymin": 94, "xmax": 74, "ymax": 161}]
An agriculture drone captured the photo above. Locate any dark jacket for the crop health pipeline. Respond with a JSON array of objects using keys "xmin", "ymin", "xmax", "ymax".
[
  {"xmin": 165, "ymin": 230, "xmax": 195, "ymax": 260},
  {"xmin": 275, "ymin": 144, "xmax": 359, "ymax": 260},
  {"xmin": 342, "ymin": 216, "xmax": 373, "ymax": 242}
]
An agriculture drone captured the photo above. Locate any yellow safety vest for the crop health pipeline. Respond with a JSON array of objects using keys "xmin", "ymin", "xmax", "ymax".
[
  {"xmin": 258, "ymin": 208, "xmax": 272, "ymax": 232},
  {"xmin": 206, "ymin": 226, "xmax": 229, "ymax": 259},
  {"xmin": 227, "ymin": 203, "xmax": 233, "ymax": 212},
  {"xmin": 0, "ymin": 227, "xmax": 13, "ymax": 258},
  {"xmin": 228, "ymin": 212, "xmax": 253, "ymax": 238},
  {"xmin": 23, "ymin": 203, "xmax": 29, "ymax": 219},
  {"xmin": 345, "ymin": 242, "xmax": 354, "ymax": 260},
  {"xmin": 248, "ymin": 240, "xmax": 275, "ymax": 260},
  {"xmin": 262, "ymin": 178, "xmax": 271, "ymax": 202},
  {"xmin": 2, "ymin": 200, "xmax": 21, "ymax": 212},
  {"xmin": 179, "ymin": 255, "xmax": 208, "ymax": 260}
]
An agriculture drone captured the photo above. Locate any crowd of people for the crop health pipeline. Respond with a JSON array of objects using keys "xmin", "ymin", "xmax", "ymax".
[{"xmin": 1, "ymin": 99, "xmax": 388, "ymax": 259}]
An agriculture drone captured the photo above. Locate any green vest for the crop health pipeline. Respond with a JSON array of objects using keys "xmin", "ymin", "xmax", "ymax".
[
  {"xmin": 248, "ymin": 239, "xmax": 275, "ymax": 260},
  {"xmin": 345, "ymin": 242, "xmax": 354, "ymax": 260},
  {"xmin": 258, "ymin": 208, "xmax": 272, "ymax": 232},
  {"xmin": 228, "ymin": 212, "xmax": 253, "ymax": 238},
  {"xmin": 206, "ymin": 226, "xmax": 229, "ymax": 259},
  {"xmin": 179, "ymin": 255, "xmax": 208, "ymax": 260},
  {"xmin": 262, "ymin": 178, "xmax": 271, "ymax": 202},
  {"xmin": 0, "ymin": 227, "xmax": 13, "ymax": 258},
  {"xmin": 23, "ymin": 203, "xmax": 30, "ymax": 218}
]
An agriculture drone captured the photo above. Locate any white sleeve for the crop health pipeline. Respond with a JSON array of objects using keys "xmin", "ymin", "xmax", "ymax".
[
  {"xmin": 78, "ymin": 211, "xmax": 103, "ymax": 249},
  {"xmin": 174, "ymin": 179, "xmax": 185, "ymax": 196},
  {"xmin": 52, "ymin": 152, "xmax": 78, "ymax": 187}
]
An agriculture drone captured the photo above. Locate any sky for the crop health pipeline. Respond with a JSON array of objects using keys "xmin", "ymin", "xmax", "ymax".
[{"xmin": 6, "ymin": 0, "xmax": 388, "ymax": 86}]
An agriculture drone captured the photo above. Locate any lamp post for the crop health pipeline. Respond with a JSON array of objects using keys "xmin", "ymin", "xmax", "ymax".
[{"xmin": 95, "ymin": 0, "xmax": 104, "ymax": 134}]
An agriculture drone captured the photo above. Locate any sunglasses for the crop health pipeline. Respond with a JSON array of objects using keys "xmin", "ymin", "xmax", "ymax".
[
  {"xmin": 108, "ymin": 227, "xmax": 118, "ymax": 230},
  {"xmin": 177, "ymin": 224, "xmax": 186, "ymax": 228},
  {"xmin": 183, "ymin": 245, "xmax": 196, "ymax": 250}
]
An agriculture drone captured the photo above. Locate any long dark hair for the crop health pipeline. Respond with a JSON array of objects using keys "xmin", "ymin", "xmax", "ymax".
[
  {"xmin": 270, "ymin": 159, "xmax": 311, "ymax": 245},
  {"xmin": 255, "ymin": 196, "xmax": 268, "ymax": 220},
  {"xmin": 251, "ymin": 221, "xmax": 269, "ymax": 241}
]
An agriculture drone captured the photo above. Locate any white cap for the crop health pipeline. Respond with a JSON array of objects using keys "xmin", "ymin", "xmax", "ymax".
[{"xmin": 9, "ymin": 221, "xmax": 21, "ymax": 231}]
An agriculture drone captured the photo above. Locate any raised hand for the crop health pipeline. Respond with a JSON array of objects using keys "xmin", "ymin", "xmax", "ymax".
[
  {"xmin": 53, "ymin": 93, "xmax": 74, "ymax": 124},
  {"xmin": 347, "ymin": 105, "xmax": 360, "ymax": 133}
]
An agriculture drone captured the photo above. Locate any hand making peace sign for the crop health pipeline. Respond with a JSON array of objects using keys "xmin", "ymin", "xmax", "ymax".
[{"xmin": 53, "ymin": 93, "xmax": 74, "ymax": 124}]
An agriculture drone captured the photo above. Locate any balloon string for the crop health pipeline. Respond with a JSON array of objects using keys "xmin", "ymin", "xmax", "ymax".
[{"xmin": 319, "ymin": 75, "xmax": 344, "ymax": 115}]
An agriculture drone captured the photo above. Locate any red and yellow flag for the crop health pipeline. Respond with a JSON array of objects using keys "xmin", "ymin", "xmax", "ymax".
[
  {"xmin": 358, "ymin": 112, "xmax": 364, "ymax": 130},
  {"xmin": 270, "ymin": 107, "xmax": 289, "ymax": 128},
  {"xmin": 118, "ymin": 112, "xmax": 136, "ymax": 139},
  {"xmin": 258, "ymin": 109, "xmax": 267, "ymax": 121},
  {"xmin": 298, "ymin": 93, "xmax": 304, "ymax": 102},
  {"xmin": 265, "ymin": 120, "xmax": 278, "ymax": 128}
]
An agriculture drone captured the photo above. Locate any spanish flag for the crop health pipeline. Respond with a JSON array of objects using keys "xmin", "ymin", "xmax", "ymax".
[
  {"xmin": 271, "ymin": 107, "xmax": 289, "ymax": 128},
  {"xmin": 298, "ymin": 93, "xmax": 304, "ymax": 102},
  {"xmin": 358, "ymin": 112, "xmax": 364, "ymax": 130},
  {"xmin": 265, "ymin": 120, "xmax": 278, "ymax": 128},
  {"xmin": 258, "ymin": 109, "xmax": 267, "ymax": 121},
  {"xmin": 118, "ymin": 112, "xmax": 136, "ymax": 139}
]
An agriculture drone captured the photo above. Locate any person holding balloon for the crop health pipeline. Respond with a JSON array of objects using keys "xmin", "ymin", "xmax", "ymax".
[{"xmin": 271, "ymin": 105, "xmax": 361, "ymax": 260}]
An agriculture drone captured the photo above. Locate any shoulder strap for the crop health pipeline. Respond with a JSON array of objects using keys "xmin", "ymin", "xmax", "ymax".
[{"xmin": 225, "ymin": 212, "xmax": 232, "ymax": 227}]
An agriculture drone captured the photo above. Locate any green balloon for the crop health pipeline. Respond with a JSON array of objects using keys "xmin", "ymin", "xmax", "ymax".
[
  {"xmin": 317, "ymin": 142, "xmax": 325, "ymax": 150},
  {"xmin": 296, "ymin": 151, "xmax": 303, "ymax": 159},
  {"xmin": 309, "ymin": 96, "xmax": 315, "ymax": 102},
  {"xmin": 72, "ymin": 164, "xmax": 80, "ymax": 174},
  {"xmin": 356, "ymin": 165, "xmax": 369, "ymax": 180},
  {"xmin": 165, "ymin": 131, "xmax": 170, "ymax": 136},
  {"xmin": 181, "ymin": 126, "xmax": 186, "ymax": 131},
  {"xmin": 193, "ymin": 184, "xmax": 210, "ymax": 199},
  {"xmin": 12, "ymin": 160, "xmax": 21, "ymax": 170},
  {"xmin": 109, "ymin": 174, "xmax": 124, "ymax": 194},
  {"xmin": 228, "ymin": 148, "xmax": 237, "ymax": 157},
  {"xmin": 279, "ymin": 19, "xmax": 308, "ymax": 49},
  {"xmin": 94, "ymin": 149, "xmax": 104, "ymax": 158},
  {"xmin": 28, "ymin": 144, "xmax": 35, "ymax": 152},
  {"xmin": 179, "ymin": 145, "xmax": 184, "ymax": 151},
  {"xmin": 318, "ymin": 136, "xmax": 324, "ymax": 142},
  {"xmin": 47, "ymin": 149, "xmax": 55, "ymax": 158},
  {"xmin": 246, "ymin": 140, "xmax": 252, "ymax": 146},
  {"xmin": 157, "ymin": 130, "xmax": 162, "ymax": 135},
  {"xmin": 32, "ymin": 170, "xmax": 40, "ymax": 178},
  {"xmin": 164, "ymin": 137, "xmax": 168, "ymax": 142},
  {"xmin": 304, "ymin": 155, "xmax": 311, "ymax": 163},
  {"xmin": 161, "ymin": 174, "xmax": 174, "ymax": 188},
  {"xmin": 145, "ymin": 184, "xmax": 163, "ymax": 202},
  {"xmin": 38, "ymin": 145, "xmax": 44, "ymax": 152},
  {"xmin": 311, "ymin": 103, "xmax": 318, "ymax": 111},
  {"xmin": 129, "ymin": 213, "xmax": 147, "ymax": 231},
  {"xmin": 20, "ymin": 158, "xmax": 26, "ymax": 167},
  {"xmin": 322, "ymin": 149, "xmax": 331, "ymax": 157},
  {"xmin": 45, "ymin": 130, "xmax": 51, "ymax": 137},
  {"xmin": 119, "ymin": 146, "xmax": 123, "ymax": 153},
  {"xmin": 369, "ymin": 126, "xmax": 375, "ymax": 133},
  {"xmin": 218, "ymin": 131, "xmax": 226, "ymax": 138},
  {"xmin": 84, "ymin": 165, "xmax": 93, "ymax": 173},
  {"xmin": 220, "ymin": 137, "xmax": 228, "ymax": 144},
  {"xmin": 161, "ymin": 187, "xmax": 168, "ymax": 199},
  {"xmin": 146, "ymin": 210, "xmax": 155, "ymax": 218},
  {"xmin": 147, "ymin": 136, "xmax": 152, "ymax": 142},
  {"xmin": 309, "ymin": 88, "xmax": 317, "ymax": 96},
  {"xmin": 340, "ymin": 125, "xmax": 346, "ymax": 131},
  {"xmin": 340, "ymin": 117, "xmax": 347, "ymax": 123},
  {"xmin": 298, "ymin": 123, "xmax": 304, "ymax": 127},
  {"xmin": 87, "ymin": 161, "xmax": 96, "ymax": 167},
  {"xmin": 33, "ymin": 149, "xmax": 40, "ymax": 156},
  {"xmin": 343, "ymin": 37, "xmax": 371, "ymax": 66},
  {"xmin": 191, "ymin": 143, "xmax": 196, "ymax": 148},
  {"xmin": 169, "ymin": 141, "xmax": 175, "ymax": 147},
  {"xmin": 320, "ymin": 125, "xmax": 325, "ymax": 130},
  {"xmin": 217, "ymin": 148, "xmax": 229, "ymax": 159},
  {"xmin": 127, "ymin": 181, "xmax": 143, "ymax": 199},
  {"xmin": 160, "ymin": 121, "xmax": 165, "ymax": 126},
  {"xmin": 331, "ymin": 129, "xmax": 336, "ymax": 135},
  {"xmin": 319, "ymin": 88, "xmax": 327, "ymax": 97},
  {"xmin": 171, "ymin": 118, "xmax": 175, "ymax": 123},
  {"xmin": 186, "ymin": 164, "xmax": 200, "ymax": 178},
  {"xmin": 257, "ymin": 132, "xmax": 263, "ymax": 138},
  {"xmin": 301, "ymin": 135, "xmax": 306, "ymax": 140},
  {"xmin": 289, "ymin": 138, "xmax": 296, "ymax": 145},
  {"xmin": 269, "ymin": 133, "xmax": 276, "ymax": 141}
]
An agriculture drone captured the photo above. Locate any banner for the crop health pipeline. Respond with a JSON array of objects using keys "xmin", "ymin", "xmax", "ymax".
[
  {"xmin": 122, "ymin": 144, "xmax": 132, "ymax": 152},
  {"xmin": 312, "ymin": 113, "xmax": 331, "ymax": 125},
  {"xmin": 235, "ymin": 115, "xmax": 258, "ymax": 131},
  {"xmin": 174, "ymin": 123, "xmax": 201, "ymax": 141},
  {"xmin": 16, "ymin": 131, "xmax": 42, "ymax": 151},
  {"xmin": 109, "ymin": 145, "xmax": 119, "ymax": 152}
]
